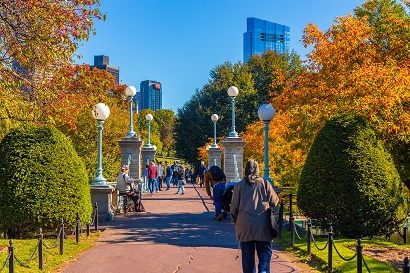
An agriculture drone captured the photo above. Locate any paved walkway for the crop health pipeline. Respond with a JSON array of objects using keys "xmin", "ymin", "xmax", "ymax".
[{"xmin": 61, "ymin": 183, "xmax": 315, "ymax": 273}]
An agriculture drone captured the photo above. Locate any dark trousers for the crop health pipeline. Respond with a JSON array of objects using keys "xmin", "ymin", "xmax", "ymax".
[{"xmin": 240, "ymin": 241, "xmax": 272, "ymax": 273}]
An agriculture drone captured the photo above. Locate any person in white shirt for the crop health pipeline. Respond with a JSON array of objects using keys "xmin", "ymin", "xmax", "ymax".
[{"xmin": 116, "ymin": 165, "xmax": 139, "ymax": 210}]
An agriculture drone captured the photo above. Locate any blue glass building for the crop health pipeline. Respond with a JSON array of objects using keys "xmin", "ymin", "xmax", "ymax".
[
  {"xmin": 243, "ymin": 17, "xmax": 290, "ymax": 62},
  {"xmin": 139, "ymin": 80, "xmax": 162, "ymax": 111}
]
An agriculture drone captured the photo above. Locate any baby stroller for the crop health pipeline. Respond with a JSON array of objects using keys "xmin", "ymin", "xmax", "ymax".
[{"xmin": 222, "ymin": 181, "xmax": 237, "ymax": 219}]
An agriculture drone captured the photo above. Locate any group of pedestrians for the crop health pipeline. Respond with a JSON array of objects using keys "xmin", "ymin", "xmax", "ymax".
[{"xmin": 143, "ymin": 160, "xmax": 200, "ymax": 196}]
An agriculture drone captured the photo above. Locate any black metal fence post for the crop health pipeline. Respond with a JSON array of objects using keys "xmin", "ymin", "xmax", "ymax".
[
  {"xmin": 288, "ymin": 194, "xmax": 293, "ymax": 222},
  {"xmin": 76, "ymin": 212, "xmax": 80, "ymax": 244},
  {"xmin": 94, "ymin": 202, "xmax": 98, "ymax": 231},
  {"xmin": 307, "ymin": 219, "xmax": 312, "ymax": 256},
  {"xmin": 290, "ymin": 213, "xmax": 295, "ymax": 247},
  {"xmin": 60, "ymin": 219, "xmax": 64, "ymax": 255},
  {"xmin": 328, "ymin": 225, "xmax": 333, "ymax": 272},
  {"xmin": 403, "ymin": 257, "xmax": 410, "ymax": 273},
  {"xmin": 8, "ymin": 239, "xmax": 14, "ymax": 273},
  {"xmin": 404, "ymin": 227, "xmax": 408, "ymax": 244},
  {"xmin": 278, "ymin": 201, "xmax": 283, "ymax": 239},
  {"xmin": 357, "ymin": 238, "xmax": 362, "ymax": 273},
  {"xmin": 86, "ymin": 223, "xmax": 90, "ymax": 236},
  {"xmin": 38, "ymin": 229, "xmax": 43, "ymax": 270}
]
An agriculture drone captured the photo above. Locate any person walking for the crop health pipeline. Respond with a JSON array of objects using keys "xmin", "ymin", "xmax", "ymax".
[
  {"xmin": 175, "ymin": 165, "xmax": 186, "ymax": 195},
  {"xmin": 147, "ymin": 161, "xmax": 158, "ymax": 196},
  {"xmin": 230, "ymin": 160, "xmax": 279, "ymax": 273},
  {"xmin": 197, "ymin": 161, "xmax": 207, "ymax": 188},
  {"xmin": 165, "ymin": 161, "xmax": 172, "ymax": 191},
  {"xmin": 157, "ymin": 161, "xmax": 164, "ymax": 191},
  {"xmin": 189, "ymin": 165, "xmax": 196, "ymax": 184},
  {"xmin": 204, "ymin": 165, "xmax": 226, "ymax": 221}
]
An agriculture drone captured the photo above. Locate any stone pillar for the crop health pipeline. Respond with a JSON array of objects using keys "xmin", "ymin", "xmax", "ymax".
[
  {"xmin": 141, "ymin": 145, "xmax": 157, "ymax": 169},
  {"xmin": 207, "ymin": 146, "xmax": 223, "ymax": 168},
  {"xmin": 118, "ymin": 135, "xmax": 143, "ymax": 182},
  {"xmin": 90, "ymin": 185, "xmax": 115, "ymax": 222},
  {"xmin": 222, "ymin": 137, "xmax": 246, "ymax": 182}
]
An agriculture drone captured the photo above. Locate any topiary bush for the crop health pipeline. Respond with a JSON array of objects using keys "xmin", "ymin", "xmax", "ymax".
[
  {"xmin": 0, "ymin": 126, "xmax": 92, "ymax": 238},
  {"xmin": 297, "ymin": 114, "xmax": 407, "ymax": 238}
]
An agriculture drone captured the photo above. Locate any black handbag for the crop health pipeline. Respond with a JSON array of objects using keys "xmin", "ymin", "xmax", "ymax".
[{"xmin": 265, "ymin": 180, "xmax": 279, "ymax": 238}]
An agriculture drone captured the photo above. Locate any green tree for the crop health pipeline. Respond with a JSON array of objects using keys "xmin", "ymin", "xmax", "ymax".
[
  {"xmin": 154, "ymin": 109, "xmax": 177, "ymax": 157},
  {"xmin": 297, "ymin": 114, "xmax": 407, "ymax": 238},
  {"xmin": 0, "ymin": 126, "xmax": 92, "ymax": 238}
]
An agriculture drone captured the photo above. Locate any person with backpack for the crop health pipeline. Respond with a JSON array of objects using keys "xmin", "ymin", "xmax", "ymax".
[{"xmin": 204, "ymin": 165, "xmax": 226, "ymax": 221}]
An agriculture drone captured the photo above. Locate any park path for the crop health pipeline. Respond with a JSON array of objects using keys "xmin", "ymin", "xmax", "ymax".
[{"xmin": 60, "ymin": 183, "xmax": 315, "ymax": 273}]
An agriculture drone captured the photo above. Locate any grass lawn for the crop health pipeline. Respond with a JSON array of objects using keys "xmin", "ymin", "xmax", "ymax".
[
  {"xmin": 276, "ymin": 229, "xmax": 408, "ymax": 272},
  {"xmin": 0, "ymin": 231, "xmax": 101, "ymax": 273}
]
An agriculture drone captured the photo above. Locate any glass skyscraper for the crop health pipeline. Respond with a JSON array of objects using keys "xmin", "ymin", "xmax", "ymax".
[
  {"xmin": 139, "ymin": 80, "xmax": 162, "ymax": 111},
  {"xmin": 243, "ymin": 17, "xmax": 290, "ymax": 62}
]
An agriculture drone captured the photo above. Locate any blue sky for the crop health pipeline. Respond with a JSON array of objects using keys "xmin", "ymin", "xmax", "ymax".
[{"xmin": 76, "ymin": 0, "xmax": 365, "ymax": 112}]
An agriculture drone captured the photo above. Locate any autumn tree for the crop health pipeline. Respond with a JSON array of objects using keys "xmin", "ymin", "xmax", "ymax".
[
  {"xmin": 273, "ymin": 0, "xmax": 410, "ymax": 185},
  {"xmin": 0, "ymin": 0, "xmax": 104, "ymax": 134}
]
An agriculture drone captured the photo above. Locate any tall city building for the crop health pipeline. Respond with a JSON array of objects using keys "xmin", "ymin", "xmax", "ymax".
[
  {"xmin": 91, "ymin": 55, "xmax": 120, "ymax": 84},
  {"xmin": 243, "ymin": 17, "xmax": 290, "ymax": 62},
  {"xmin": 139, "ymin": 80, "xmax": 162, "ymax": 111}
]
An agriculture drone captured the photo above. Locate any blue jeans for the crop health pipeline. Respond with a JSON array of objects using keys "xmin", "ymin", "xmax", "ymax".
[
  {"xmin": 240, "ymin": 241, "xmax": 272, "ymax": 273},
  {"xmin": 213, "ymin": 182, "xmax": 225, "ymax": 217},
  {"xmin": 148, "ymin": 178, "xmax": 155, "ymax": 194},
  {"xmin": 176, "ymin": 180, "xmax": 185, "ymax": 194},
  {"xmin": 165, "ymin": 176, "xmax": 171, "ymax": 190},
  {"xmin": 154, "ymin": 178, "xmax": 159, "ymax": 191}
]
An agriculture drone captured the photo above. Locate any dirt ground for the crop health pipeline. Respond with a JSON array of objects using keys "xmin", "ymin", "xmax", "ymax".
[{"xmin": 363, "ymin": 246, "xmax": 410, "ymax": 270}]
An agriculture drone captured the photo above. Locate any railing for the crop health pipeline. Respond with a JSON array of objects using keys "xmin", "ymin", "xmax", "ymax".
[
  {"xmin": 0, "ymin": 203, "xmax": 100, "ymax": 273},
  {"xmin": 277, "ymin": 194, "xmax": 409, "ymax": 272}
]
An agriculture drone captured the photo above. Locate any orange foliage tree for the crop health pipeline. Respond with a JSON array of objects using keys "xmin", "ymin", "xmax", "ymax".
[{"xmin": 272, "ymin": 0, "xmax": 410, "ymax": 185}]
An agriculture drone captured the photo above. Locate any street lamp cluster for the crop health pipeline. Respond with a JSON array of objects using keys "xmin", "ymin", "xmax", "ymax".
[
  {"xmin": 92, "ymin": 84, "xmax": 276, "ymax": 186},
  {"xmin": 210, "ymin": 86, "xmax": 276, "ymax": 183}
]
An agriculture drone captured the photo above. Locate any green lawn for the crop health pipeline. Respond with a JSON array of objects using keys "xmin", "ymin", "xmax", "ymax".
[
  {"xmin": 0, "ymin": 231, "xmax": 101, "ymax": 273},
  {"xmin": 276, "ymin": 229, "xmax": 407, "ymax": 272}
]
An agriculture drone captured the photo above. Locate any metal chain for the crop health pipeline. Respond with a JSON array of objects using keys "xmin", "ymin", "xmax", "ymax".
[
  {"xmin": 362, "ymin": 254, "xmax": 371, "ymax": 272},
  {"xmin": 310, "ymin": 233, "xmax": 328, "ymax": 251},
  {"xmin": 332, "ymin": 242, "xmax": 357, "ymax": 261},
  {"xmin": 0, "ymin": 252, "xmax": 11, "ymax": 272},
  {"xmin": 293, "ymin": 222, "xmax": 307, "ymax": 240},
  {"xmin": 43, "ymin": 227, "xmax": 62, "ymax": 249},
  {"xmin": 14, "ymin": 240, "xmax": 39, "ymax": 265}
]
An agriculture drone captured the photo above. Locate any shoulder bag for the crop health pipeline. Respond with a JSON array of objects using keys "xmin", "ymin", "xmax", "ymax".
[{"xmin": 264, "ymin": 180, "xmax": 279, "ymax": 238}]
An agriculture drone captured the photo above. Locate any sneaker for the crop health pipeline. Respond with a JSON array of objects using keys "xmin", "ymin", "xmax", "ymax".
[
  {"xmin": 181, "ymin": 192, "xmax": 185, "ymax": 195},
  {"xmin": 175, "ymin": 192, "xmax": 179, "ymax": 195},
  {"xmin": 213, "ymin": 215, "xmax": 222, "ymax": 221},
  {"xmin": 166, "ymin": 189, "xmax": 170, "ymax": 191}
]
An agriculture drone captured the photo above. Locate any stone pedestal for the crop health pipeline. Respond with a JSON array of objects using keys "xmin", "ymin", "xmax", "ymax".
[
  {"xmin": 118, "ymin": 135, "xmax": 143, "ymax": 182},
  {"xmin": 141, "ymin": 145, "xmax": 157, "ymax": 168},
  {"xmin": 207, "ymin": 146, "xmax": 223, "ymax": 168},
  {"xmin": 222, "ymin": 136, "xmax": 246, "ymax": 182},
  {"xmin": 90, "ymin": 185, "xmax": 115, "ymax": 222}
]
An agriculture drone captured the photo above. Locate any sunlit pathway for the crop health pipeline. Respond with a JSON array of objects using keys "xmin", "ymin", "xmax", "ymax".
[{"xmin": 61, "ymin": 183, "xmax": 311, "ymax": 273}]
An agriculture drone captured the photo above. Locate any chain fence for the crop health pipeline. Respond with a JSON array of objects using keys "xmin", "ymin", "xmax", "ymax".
[{"xmin": 0, "ymin": 203, "xmax": 100, "ymax": 273}]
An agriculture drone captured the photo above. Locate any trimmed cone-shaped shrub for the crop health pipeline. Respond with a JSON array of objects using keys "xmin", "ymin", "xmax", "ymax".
[
  {"xmin": 297, "ymin": 114, "xmax": 407, "ymax": 238},
  {"xmin": 0, "ymin": 126, "xmax": 92, "ymax": 238}
]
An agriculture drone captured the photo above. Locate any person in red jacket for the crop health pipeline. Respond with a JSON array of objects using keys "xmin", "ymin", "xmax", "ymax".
[{"xmin": 147, "ymin": 161, "xmax": 158, "ymax": 196}]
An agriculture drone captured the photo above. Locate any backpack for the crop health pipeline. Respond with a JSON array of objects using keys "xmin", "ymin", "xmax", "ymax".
[{"xmin": 209, "ymin": 165, "xmax": 226, "ymax": 181}]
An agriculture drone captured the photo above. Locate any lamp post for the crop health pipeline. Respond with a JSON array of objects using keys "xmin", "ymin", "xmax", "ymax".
[
  {"xmin": 227, "ymin": 86, "xmax": 239, "ymax": 137},
  {"xmin": 211, "ymin": 114, "xmax": 219, "ymax": 147},
  {"xmin": 91, "ymin": 103, "xmax": 110, "ymax": 185},
  {"xmin": 125, "ymin": 85, "xmax": 137, "ymax": 137},
  {"xmin": 257, "ymin": 103, "xmax": 276, "ymax": 183},
  {"xmin": 145, "ymin": 113, "xmax": 153, "ymax": 147}
]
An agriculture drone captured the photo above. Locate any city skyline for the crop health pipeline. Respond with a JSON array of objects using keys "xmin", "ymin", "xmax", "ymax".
[{"xmin": 76, "ymin": 0, "xmax": 364, "ymax": 112}]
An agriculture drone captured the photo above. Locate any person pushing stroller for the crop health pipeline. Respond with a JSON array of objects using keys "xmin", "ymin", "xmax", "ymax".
[{"xmin": 204, "ymin": 165, "xmax": 226, "ymax": 221}]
